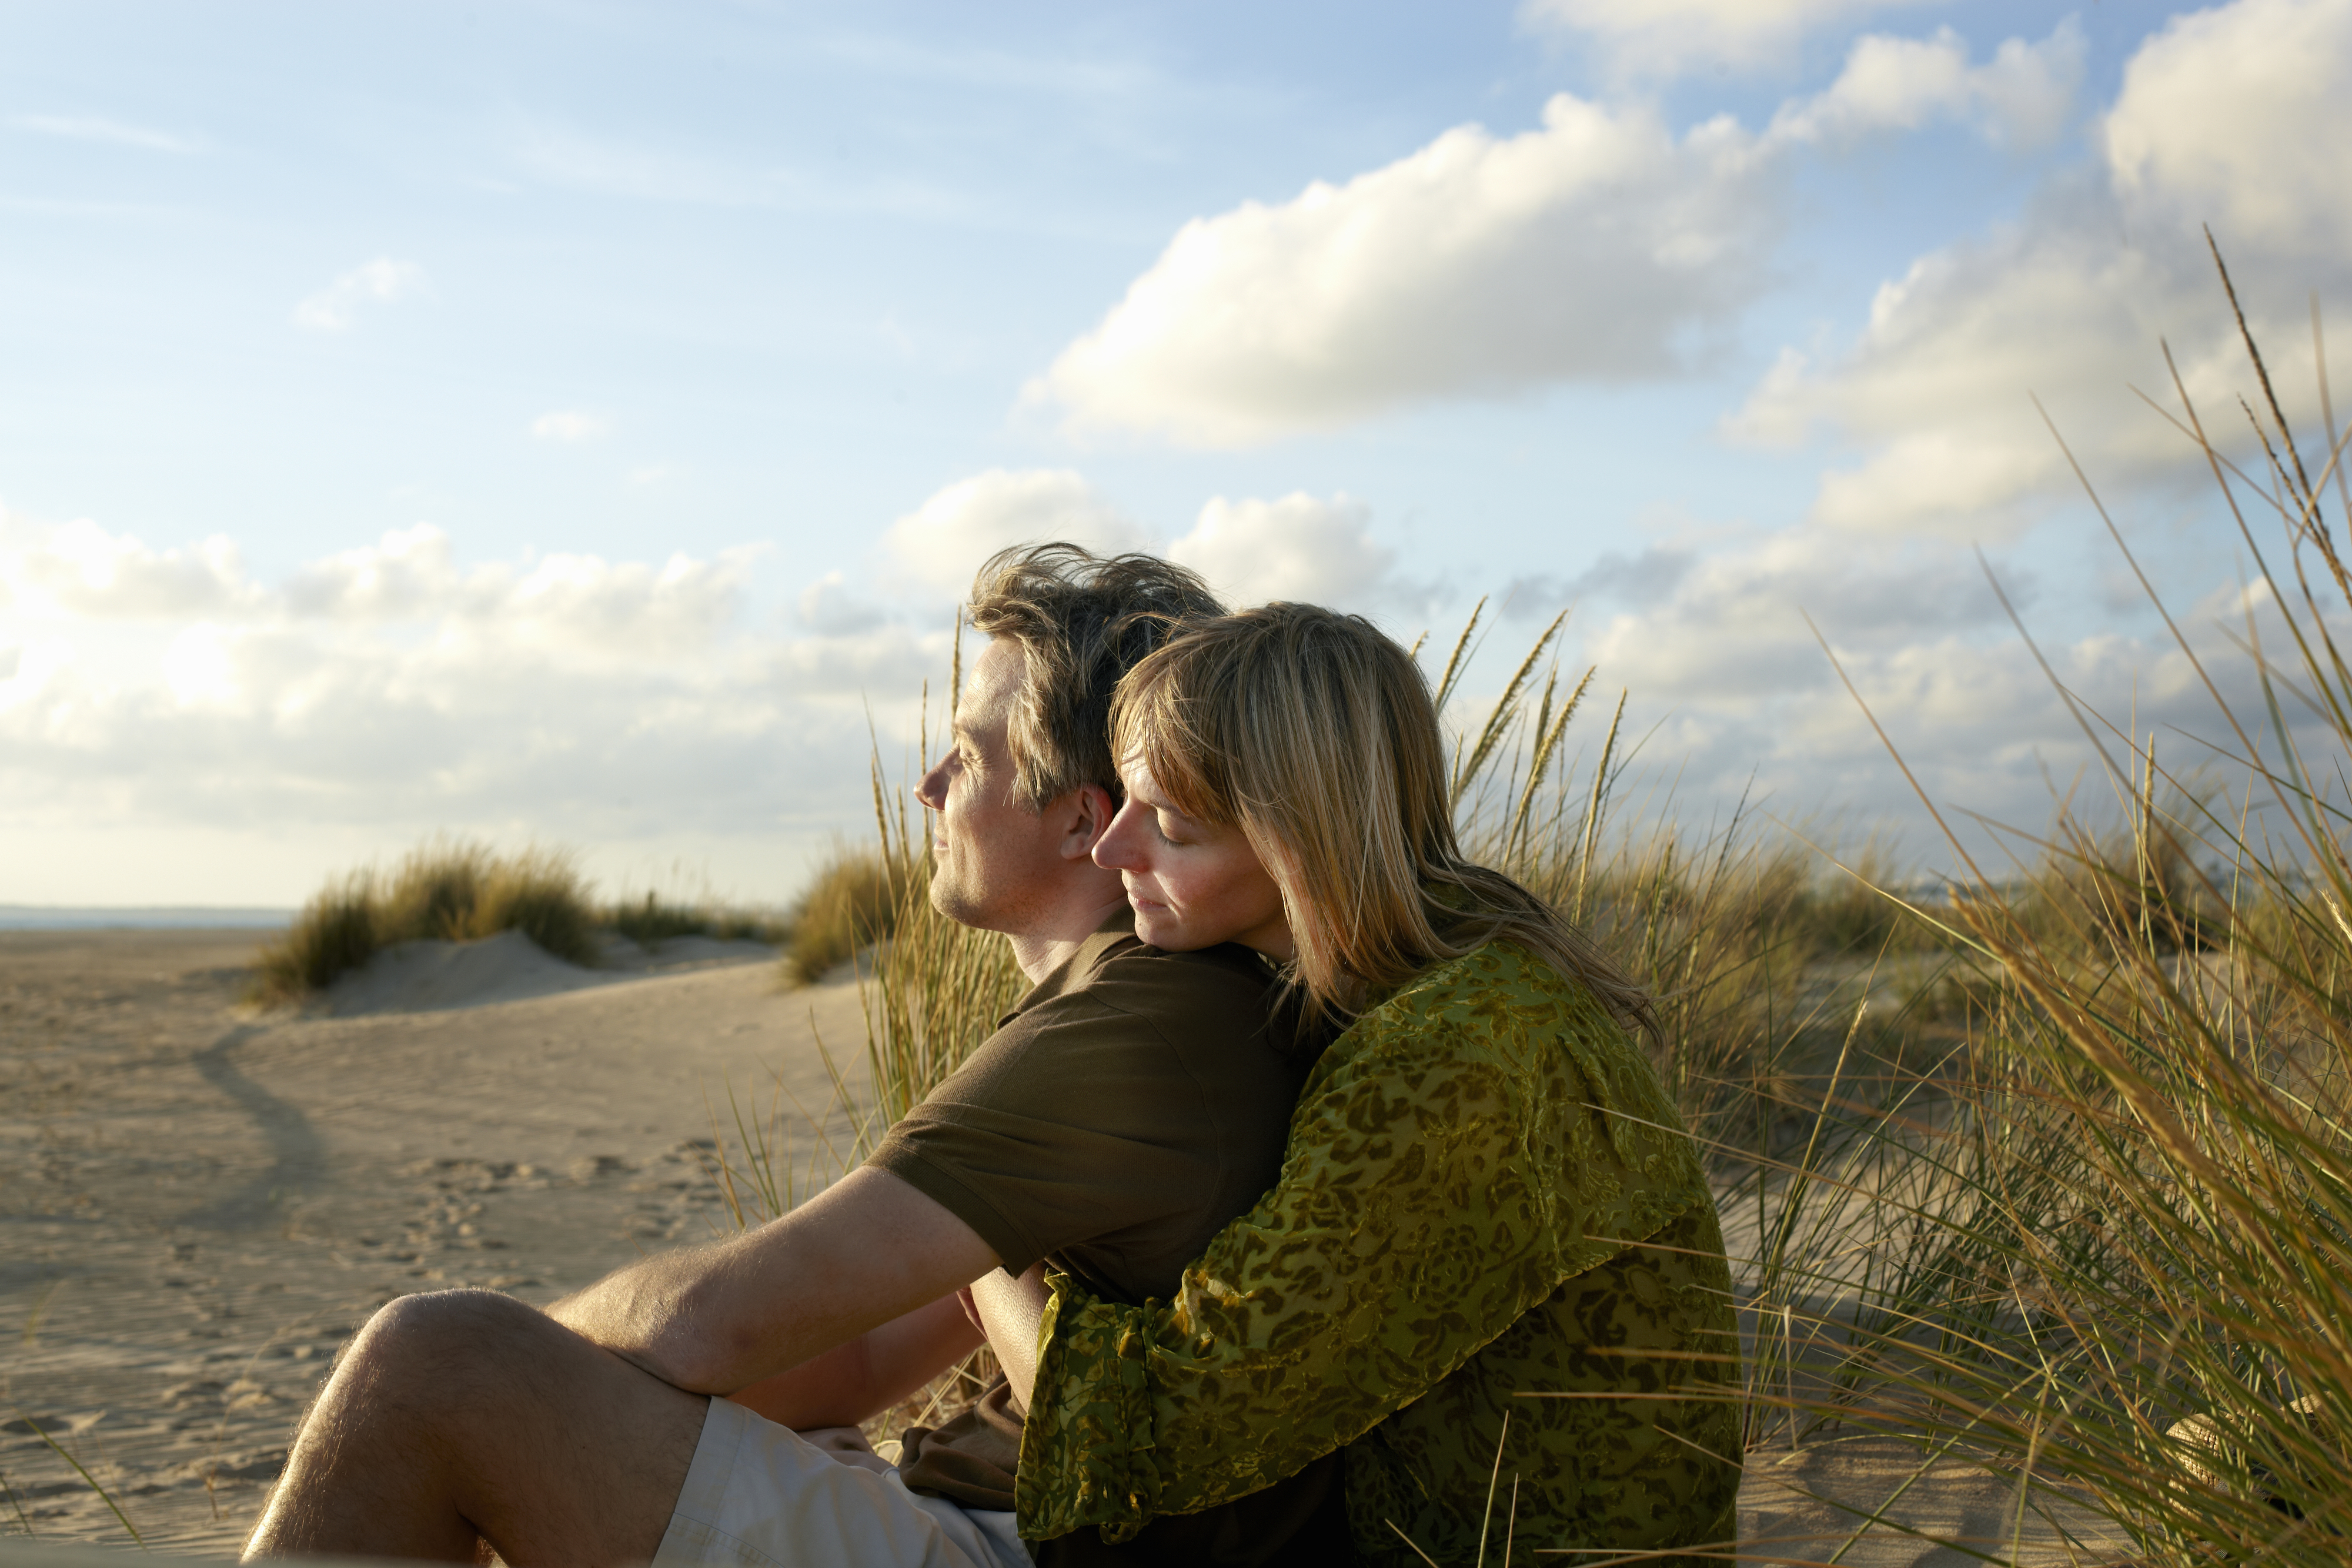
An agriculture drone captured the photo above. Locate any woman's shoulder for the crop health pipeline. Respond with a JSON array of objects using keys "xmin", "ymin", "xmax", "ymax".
[
  {"xmin": 1318, "ymin": 938, "xmax": 1619, "ymax": 1074},
  {"xmin": 1319, "ymin": 938, "xmax": 1703, "ymax": 1188},
  {"xmin": 1369, "ymin": 938, "xmax": 1603, "ymax": 1026}
]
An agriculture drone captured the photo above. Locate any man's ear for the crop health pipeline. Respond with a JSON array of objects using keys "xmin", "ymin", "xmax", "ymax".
[{"xmin": 1058, "ymin": 782, "xmax": 1117, "ymax": 862}]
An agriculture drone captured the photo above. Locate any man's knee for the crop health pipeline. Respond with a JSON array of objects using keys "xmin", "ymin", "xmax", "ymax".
[{"xmin": 338, "ymin": 1289, "xmax": 572, "ymax": 1408}]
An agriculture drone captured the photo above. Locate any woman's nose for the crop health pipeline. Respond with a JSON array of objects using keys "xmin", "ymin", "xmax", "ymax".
[{"xmin": 1093, "ymin": 807, "xmax": 1141, "ymax": 870}]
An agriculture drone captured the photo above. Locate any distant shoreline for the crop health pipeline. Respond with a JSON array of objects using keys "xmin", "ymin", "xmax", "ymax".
[{"xmin": 0, "ymin": 905, "xmax": 294, "ymax": 931}]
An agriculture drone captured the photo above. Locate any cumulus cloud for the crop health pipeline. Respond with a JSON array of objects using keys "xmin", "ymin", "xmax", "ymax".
[
  {"xmin": 2106, "ymin": 0, "xmax": 2352, "ymax": 260},
  {"xmin": 799, "ymin": 571, "xmax": 889, "ymax": 636},
  {"xmin": 0, "ymin": 505, "xmax": 938, "ymax": 902},
  {"xmin": 1734, "ymin": 0, "xmax": 2352, "ymax": 541},
  {"xmin": 1519, "ymin": 0, "xmax": 1932, "ymax": 78},
  {"xmin": 1768, "ymin": 21, "xmax": 2084, "ymax": 151},
  {"xmin": 2, "ymin": 514, "xmax": 259, "ymax": 618},
  {"xmin": 1168, "ymin": 493, "xmax": 1405, "ymax": 609},
  {"xmin": 1529, "ymin": 511, "xmax": 2306, "ymax": 867},
  {"xmin": 1037, "ymin": 16, "xmax": 2081, "ymax": 450},
  {"xmin": 874, "ymin": 470, "xmax": 1429, "ymax": 617},
  {"xmin": 1036, "ymin": 93, "xmax": 1779, "ymax": 447},
  {"xmin": 880, "ymin": 469, "xmax": 1153, "ymax": 595},
  {"xmin": 533, "ymin": 410, "xmax": 613, "ymax": 443},
  {"xmin": 293, "ymin": 258, "xmax": 431, "ymax": 332}
]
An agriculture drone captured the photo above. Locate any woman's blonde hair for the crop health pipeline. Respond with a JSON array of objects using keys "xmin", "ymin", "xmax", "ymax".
[{"xmin": 1110, "ymin": 601, "xmax": 1657, "ymax": 1039}]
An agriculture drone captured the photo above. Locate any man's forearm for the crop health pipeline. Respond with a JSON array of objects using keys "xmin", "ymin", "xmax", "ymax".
[
  {"xmin": 541, "ymin": 1166, "xmax": 1001, "ymax": 1396},
  {"xmin": 545, "ymin": 1242, "xmax": 726, "ymax": 1387},
  {"xmin": 727, "ymin": 1293, "xmax": 983, "ymax": 1429}
]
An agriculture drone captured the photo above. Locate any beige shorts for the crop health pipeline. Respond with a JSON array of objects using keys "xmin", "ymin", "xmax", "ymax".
[{"xmin": 653, "ymin": 1398, "xmax": 1032, "ymax": 1567}]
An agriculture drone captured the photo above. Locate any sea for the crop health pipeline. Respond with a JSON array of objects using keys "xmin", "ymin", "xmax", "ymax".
[{"xmin": 0, "ymin": 905, "xmax": 295, "ymax": 931}]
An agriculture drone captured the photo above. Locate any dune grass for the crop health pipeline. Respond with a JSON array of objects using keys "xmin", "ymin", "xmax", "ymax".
[
  {"xmin": 780, "ymin": 844, "xmax": 908, "ymax": 987},
  {"xmin": 255, "ymin": 844, "xmax": 806, "ymax": 1004},
  {"xmin": 253, "ymin": 839, "xmax": 603, "ymax": 1001},
  {"xmin": 606, "ymin": 891, "xmax": 790, "ymax": 949}
]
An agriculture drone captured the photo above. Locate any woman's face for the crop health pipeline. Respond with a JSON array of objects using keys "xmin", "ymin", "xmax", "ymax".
[{"xmin": 1094, "ymin": 753, "xmax": 1294, "ymax": 961}]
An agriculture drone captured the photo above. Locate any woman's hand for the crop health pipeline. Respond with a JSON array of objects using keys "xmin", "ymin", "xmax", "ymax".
[{"xmin": 967, "ymin": 1263, "xmax": 1051, "ymax": 1410}]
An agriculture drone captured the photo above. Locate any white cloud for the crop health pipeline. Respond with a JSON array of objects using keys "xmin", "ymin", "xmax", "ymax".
[
  {"xmin": 2, "ymin": 514, "xmax": 259, "ymax": 618},
  {"xmin": 874, "ymin": 471, "xmax": 1426, "ymax": 616},
  {"xmin": 1520, "ymin": 0, "xmax": 1932, "ymax": 78},
  {"xmin": 1533, "ymin": 511, "xmax": 2309, "ymax": 868},
  {"xmin": 879, "ymin": 469, "xmax": 1153, "ymax": 595},
  {"xmin": 2106, "ymin": 0, "xmax": 2352, "ymax": 259},
  {"xmin": 1167, "ymin": 493, "xmax": 1401, "ymax": 609},
  {"xmin": 12, "ymin": 113, "xmax": 199, "ymax": 154},
  {"xmin": 1768, "ymin": 22, "xmax": 2085, "ymax": 151},
  {"xmin": 0, "ymin": 506, "xmax": 940, "ymax": 903},
  {"xmin": 533, "ymin": 410, "xmax": 613, "ymax": 443},
  {"xmin": 293, "ymin": 258, "xmax": 431, "ymax": 332},
  {"xmin": 799, "ymin": 571, "xmax": 888, "ymax": 636},
  {"xmin": 1733, "ymin": 0, "xmax": 2352, "ymax": 541},
  {"xmin": 1038, "ymin": 94, "xmax": 1778, "ymax": 447}
]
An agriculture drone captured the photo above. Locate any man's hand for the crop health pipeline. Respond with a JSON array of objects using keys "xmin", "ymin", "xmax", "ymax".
[{"xmin": 546, "ymin": 1165, "xmax": 999, "ymax": 1394}]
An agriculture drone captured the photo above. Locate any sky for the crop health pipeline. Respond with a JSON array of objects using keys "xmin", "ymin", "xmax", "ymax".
[{"xmin": 4, "ymin": 0, "xmax": 2350, "ymax": 908}]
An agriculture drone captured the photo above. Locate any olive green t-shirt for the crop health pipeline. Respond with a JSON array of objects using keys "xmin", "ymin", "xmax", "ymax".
[{"xmin": 865, "ymin": 911, "xmax": 1347, "ymax": 1563}]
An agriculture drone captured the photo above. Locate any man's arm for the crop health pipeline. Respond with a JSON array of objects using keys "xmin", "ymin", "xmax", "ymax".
[
  {"xmin": 726, "ymin": 1293, "xmax": 984, "ymax": 1430},
  {"xmin": 547, "ymin": 1165, "xmax": 1000, "ymax": 1394}
]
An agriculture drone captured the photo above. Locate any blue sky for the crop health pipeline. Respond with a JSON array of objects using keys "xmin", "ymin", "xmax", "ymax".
[{"xmin": 4, "ymin": 0, "xmax": 2346, "ymax": 906}]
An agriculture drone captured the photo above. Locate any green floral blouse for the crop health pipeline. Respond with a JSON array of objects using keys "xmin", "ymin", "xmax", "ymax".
[{"xmin": 1014, "ymin": 940, "xmax": 1742, "ymax": 1567}]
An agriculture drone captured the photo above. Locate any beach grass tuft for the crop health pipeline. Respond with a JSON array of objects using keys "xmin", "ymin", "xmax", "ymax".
[
  {"xmin": 781, "ymin": 844, "xmax": 907, "ymax": 987},
  {"xmin": 253, "ymin": 838, "xmax": 600, "ymax": 1001}
]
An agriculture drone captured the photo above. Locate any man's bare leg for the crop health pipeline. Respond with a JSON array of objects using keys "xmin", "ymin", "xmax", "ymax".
[{"xmin": 246, "ymin": 1289, "xmax": 707, "ymax": 1564}]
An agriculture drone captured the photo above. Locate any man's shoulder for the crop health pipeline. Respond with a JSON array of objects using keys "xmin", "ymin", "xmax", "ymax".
[
  {"xmin": 961, "ymin": 938, "xmax": 1284, "ymax": 1081},
  {"xmin": 1059, "ymin": 936, "xmax": 1285, "ymax": 1035}
]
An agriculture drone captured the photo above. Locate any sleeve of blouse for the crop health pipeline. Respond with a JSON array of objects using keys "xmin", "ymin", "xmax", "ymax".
[{"xmin": 1014, "ymin": 964, "xmax": 1675, "ymax": 1543}]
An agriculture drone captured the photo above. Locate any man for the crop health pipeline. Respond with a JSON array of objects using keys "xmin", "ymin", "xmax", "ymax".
[{"xmin": 245, "ymin": 544, "xmax": 1325, "ymax": 1566}]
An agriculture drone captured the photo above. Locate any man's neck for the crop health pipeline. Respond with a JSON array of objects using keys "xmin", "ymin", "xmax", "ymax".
[{"xmin": 1004, "ymin": 891, "xmax": 1132, "ymax": 984}]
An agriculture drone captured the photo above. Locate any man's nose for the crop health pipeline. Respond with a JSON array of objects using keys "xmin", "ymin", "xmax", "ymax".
[{"xmin": 915, "ymin": 761, "xmax": 948, "ymax": 811}]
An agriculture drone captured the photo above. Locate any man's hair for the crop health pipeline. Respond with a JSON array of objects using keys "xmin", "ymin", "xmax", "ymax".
[
  {"xmin": 1111, "ymin": 601, "xmax": 1658, "ymax": 1041},
  {"xmin": 965, "ymin": 542, "xmax": 1225, "ymax": 811}
]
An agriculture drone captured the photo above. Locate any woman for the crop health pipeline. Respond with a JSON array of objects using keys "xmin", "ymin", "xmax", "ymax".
[{"xmin": 999, "ymin": 603, "xmax": 1740, "ymax": 1566}]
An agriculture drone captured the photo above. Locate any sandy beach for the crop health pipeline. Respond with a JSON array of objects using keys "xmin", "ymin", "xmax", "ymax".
[
  {"xmin": 1, "ymin": 928, "xmax": 861, "ymax": 1554},
  {"xmin": 0, "ymin": 930, "xmax": 2132, "ymax": 1565}
]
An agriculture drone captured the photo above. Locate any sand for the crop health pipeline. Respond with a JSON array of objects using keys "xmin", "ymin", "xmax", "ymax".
[
  {"xmin": 0, "ymin": 930, "xmax": 2136, "ymax": 1565},
  {"xmin": 1, "ymin": 928, "xmax": 861, "ymax": 1554}
]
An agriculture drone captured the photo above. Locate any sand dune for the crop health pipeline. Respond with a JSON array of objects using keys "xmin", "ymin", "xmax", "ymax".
[
  {"xmin": 0, "ymin": 931, "xmax": 2134, "ymax": 1564},
  {"xmin": 314, "ymin": 931, "xmax": 786, "ymax": 1017}
]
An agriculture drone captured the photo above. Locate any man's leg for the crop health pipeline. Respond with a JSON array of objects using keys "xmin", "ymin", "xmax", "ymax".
[{"xmin": 245, "ymin": 1288, "xmax": 707, "ymax": 1565}]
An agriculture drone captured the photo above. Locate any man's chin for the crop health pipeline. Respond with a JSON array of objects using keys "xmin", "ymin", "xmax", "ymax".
[{"xmin": 927, "ymin": 878, "xmax": 998, "ymax": 934}]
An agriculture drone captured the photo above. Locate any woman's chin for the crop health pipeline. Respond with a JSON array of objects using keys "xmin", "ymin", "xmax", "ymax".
[{"xmin": 1135, "ymin": 914, "xmax": 1202, "ymax": 951}]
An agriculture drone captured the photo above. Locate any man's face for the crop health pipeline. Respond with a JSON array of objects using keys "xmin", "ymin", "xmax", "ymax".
[{"xmin": 914, "ymin": 638, "xmax": 1067, "ymax": 934}]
